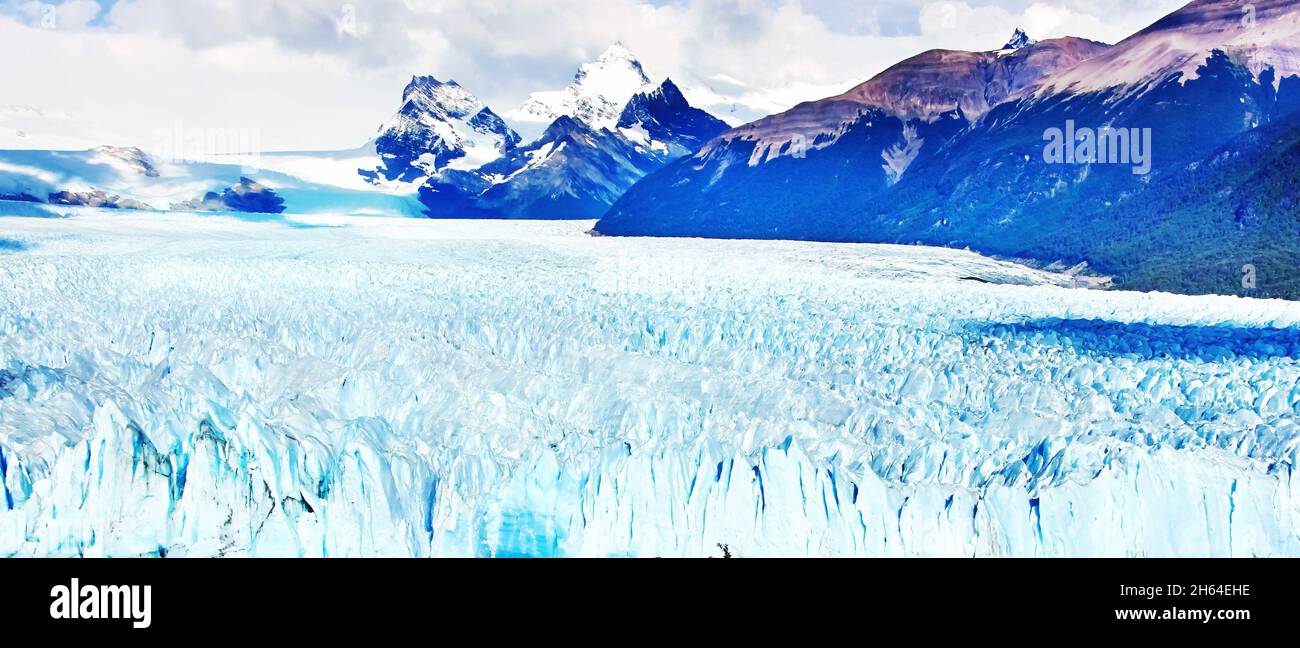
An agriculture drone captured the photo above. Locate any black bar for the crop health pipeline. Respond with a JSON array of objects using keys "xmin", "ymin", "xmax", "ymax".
[{"xmin": 1, "ymin": 558, "xmax": 1292, "ymax": 638}]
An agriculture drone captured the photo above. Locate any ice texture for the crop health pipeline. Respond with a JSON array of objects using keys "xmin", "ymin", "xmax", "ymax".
[{"xmin": 1, "ymin": 212, "xmax": 1298, "ymax": 557}]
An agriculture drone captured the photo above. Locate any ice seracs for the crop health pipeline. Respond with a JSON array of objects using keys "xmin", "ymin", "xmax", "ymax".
[{"xmin": 1, "ymin": 213, "xmax": 1298, "ymax": 557}]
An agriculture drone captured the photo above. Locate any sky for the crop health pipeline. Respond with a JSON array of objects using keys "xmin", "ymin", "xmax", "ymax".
[{"xmin": 0, "ymin": 0, "xmax": 1190, "ymax": 151}]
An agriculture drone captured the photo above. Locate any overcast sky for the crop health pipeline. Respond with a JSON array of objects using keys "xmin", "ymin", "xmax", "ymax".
[{"xmin": 0, "ymin": 0, "xmax": 1188, "ymax": 150}]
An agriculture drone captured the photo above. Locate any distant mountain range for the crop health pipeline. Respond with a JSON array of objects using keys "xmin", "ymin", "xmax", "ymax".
[
  {"xmin": 4, "ymin": 0, "xmax": 1300, "ymax": 299},
  {"xmin": 0, "ymin": 42, "xmax": 728, "ymax": 221},
  {"xmin": 385, "ymin": 43, "xmax": 730, "ymax": 219},
  {"xmin": 597, "ymin": 32, "xmax": 1111, "ymax": 235},
  {"xmin": 597, "ymin": 0, "xmax": 1300, "ymax": 299}
]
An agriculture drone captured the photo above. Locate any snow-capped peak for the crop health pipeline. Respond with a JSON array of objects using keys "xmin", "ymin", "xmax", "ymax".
[
  {"xmin": 369, "ymin": 75, "xmax": 520, "ymax": 182},
  {"xmin": 1001, "ymin": 28, "xmax": 1037, "ymax": 51},
  {"xmin": 391, "ymin": 76, "xmax": 483, "ymax": 123},
  {"xmin": 508, "ymin": 43, "xmax": 653, "ymax": 138},
  {"xmin": 616, "ymin": 78, "xmax": 729, "ymax": 157},
  {"xmin": 91, "ymin": 145, "xmax": 160, "ymax": 178},
  {"xmin": 595, "ymin": 41, "xmax": 639, "ymax": 67}
]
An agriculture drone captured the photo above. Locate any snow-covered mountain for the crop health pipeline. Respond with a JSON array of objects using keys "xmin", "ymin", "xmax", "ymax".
[
  {"xmin": 852, "ymin": 0, "xmax": 1300, "ymax": 297},
  {"xmin": 598, "ymin": 0, "xmax": 1300, "ymax": 298},
  {"xmin": 418, "ymin": 53, "xmax": 728, "ymax": 219},
  {"xmin": 367, "ymin": 76, "xmax": 521, "ymax": 183},
  {"xmin": 597, "ymin": 30, "xmax": 1109, "ymax": 236},
  {"xmin": 708, "ymin": 31, "xmax": 1108, "ymax": 167},
  {"xmin": 616, "ymin": 79, "xmax": 731, "ymax": 159},
  {"xmin": 0, "ymin": 73, "xmax": 525, "ymax": 217},
  {"xmin": 422, "ymin": 115, "xmax": 663, "ymax": 219},
  {"xmin": 1000, "ymin": 27, "xmax": 1037, "ymax": 52},
  {"xmin": 507, "ymin": 43, "xmax": 653, "ymax": 141},
  {"xmin": 0, "ymin": 44, "xmax": 722, "ymax": 221}
]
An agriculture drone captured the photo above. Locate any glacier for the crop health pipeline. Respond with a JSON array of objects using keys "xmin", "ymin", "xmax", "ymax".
[{"xmin": 0, "ymin": 209, "xmax": 1298, "ymax": 557}]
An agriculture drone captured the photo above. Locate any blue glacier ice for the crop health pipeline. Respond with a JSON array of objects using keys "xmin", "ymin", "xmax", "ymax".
[{"xmin": 0, "ymin": 211, "xmax": 1297, "ymax": 556}]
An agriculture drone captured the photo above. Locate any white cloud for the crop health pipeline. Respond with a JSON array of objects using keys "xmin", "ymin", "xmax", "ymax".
[
  {"xmin": 0, "ymin": 0, "xmax": 1189, "ymax": 150},
  {"xmin": 917, "ymin": 0, "xmax": 1177, "ymax": 49}
]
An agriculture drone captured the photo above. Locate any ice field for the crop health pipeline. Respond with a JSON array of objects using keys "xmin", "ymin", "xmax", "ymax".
[{"xmin": 1, "ymin": 208, "xmax": 1298, "ymax": 556}]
